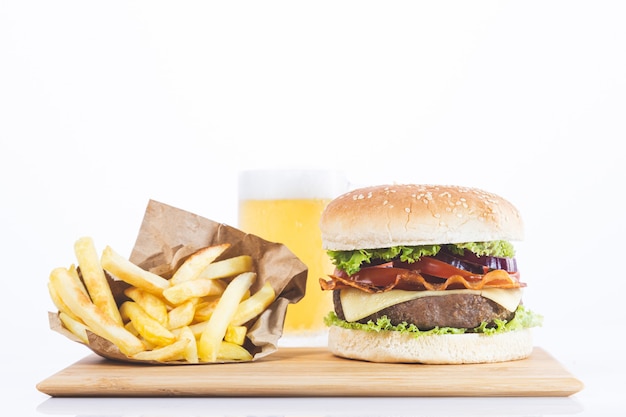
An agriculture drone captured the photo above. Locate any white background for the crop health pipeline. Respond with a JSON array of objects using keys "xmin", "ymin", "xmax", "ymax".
[{"xmin": 1, "ymin": 1, "xmax": 625, "ymax": 415}]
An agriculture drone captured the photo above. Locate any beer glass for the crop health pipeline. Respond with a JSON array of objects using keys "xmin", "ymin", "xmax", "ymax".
[{"xmin": 238, "ymin": 169, "xmax": 347, "ymax": 342}]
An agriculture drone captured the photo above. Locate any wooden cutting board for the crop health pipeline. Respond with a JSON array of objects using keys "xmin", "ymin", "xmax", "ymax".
[{"xmin": 37, "ymin": 347, "xmax": 583, "ymax": 397}]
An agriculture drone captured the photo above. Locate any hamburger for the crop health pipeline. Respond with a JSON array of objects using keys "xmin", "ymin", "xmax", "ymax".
[{"xmin": 319, "ymin": 184, "xmax": 542, "ymax": 364}]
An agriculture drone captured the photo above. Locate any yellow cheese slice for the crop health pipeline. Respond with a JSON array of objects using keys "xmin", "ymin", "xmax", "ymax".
[{"xmin": 339, "ymin": 287, "xmax": 524, "ymax": 322}]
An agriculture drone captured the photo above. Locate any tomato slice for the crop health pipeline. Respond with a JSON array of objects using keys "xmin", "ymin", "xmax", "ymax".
[
  {"xmin": 338, "ymin": 266, "xmax": 418, "ymax": 288},
  {"xmin": 410, "ymin": 257, "xmax": 481, "ymax": 280}
]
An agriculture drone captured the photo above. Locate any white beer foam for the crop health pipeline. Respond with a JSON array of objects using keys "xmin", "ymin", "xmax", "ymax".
[{"xmin": 238, "ymin": 169, "xmax": 348, "ymax": 200}]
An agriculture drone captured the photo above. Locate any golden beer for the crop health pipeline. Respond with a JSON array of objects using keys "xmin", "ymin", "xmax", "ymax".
[{"xmin": 237, "ymin": 170, "xmax": 347, "ymax": 338}]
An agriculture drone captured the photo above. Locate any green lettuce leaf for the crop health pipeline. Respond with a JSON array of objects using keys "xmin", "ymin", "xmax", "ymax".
[
  {"xmin": 327, "ymin": 245, "xmax": 440, "ymax": 275},
  {"xmin": 452, "ymin": 241, "xmax": 516, "ymax": 258},
  {"xmin": 327, "ymin": 240, "xmax": 516, "ymax": 275},
  {"xmin": 323, "ymin": 305, "xmax": 542, "ymax": 337}
]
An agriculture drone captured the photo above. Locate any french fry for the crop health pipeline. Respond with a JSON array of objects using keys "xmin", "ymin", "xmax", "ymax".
[
  {"xmin": 196, "ymin": 255, "xmax": 254, "ymax": 280},
  {"xmin": 124, "ymin": 321, "xmax": 156, "ymax": 350},
  {"xmin": 217, "ymin": 341, "xmax": 253, "ymax": 361},
  {"xmin": 224, "ymin": 325, "xmax": 247, "ymax": 345},
  {"xmin": 198, "ymin": 272, "xmax": 256, "ymax": 362},
  {"xmin": 49, "ymin": 267, "xmax": 145, "ymax": 356},
  {"xmin": 177, "ymin": 326, "xmax": 198, "ymax": 364},
  {"xmin": 119, "ymin": 301, "xmax": 176, "ymax": 347},
  {"xmin": 131, "ymin": 338, "xmax": 189, "ymax": 362},
  {"xmin": 74, "ymin": 237, "xmax": 123, "ymax": 326},
  {"xmin": 101, "ymin": 246, "xmax": 169, "ymax": 296},
  {"xmin": 169, "ymin": 244, "xmax": 231, "ymax": 285},
  {"xmin": 193, "ymin": 296, "xmax": 220, "ymax": 322},
  {"xmin": 186, "ymin": 320, "xmax": 210, "ymax": 339},
  {"xmin": 58, "ymin": 311, "xmax": 89, "ymax": 344},
  {"xmin": 167, "ymin": 299, "xmax": 196, "ymax": 330},
  {"xmin": 124, "ymin": 320, "xmax": 139, "ymax": 336},
  {"xmin": 162, "ymin": 278, "xmax": 226, "ymax": 305},
  {"xmin": 124, "ymin": 287, "xmax": 169, "ymax": 326},
  {"xmin": 48, "ymin": 282, "xmax": 80, "ymax": 322},
  {"xmin": 67, "ymin": 264, "xmax": 88, "ymax": 296},
  {"xmin": 230, "ymin": 281, "xmax": 276, "ymax": 326}
]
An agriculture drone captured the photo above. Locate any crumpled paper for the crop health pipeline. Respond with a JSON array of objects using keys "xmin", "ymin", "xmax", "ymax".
[{"xmin": 49, "ymin": 199, "xmax": 308, "ymax": 364}]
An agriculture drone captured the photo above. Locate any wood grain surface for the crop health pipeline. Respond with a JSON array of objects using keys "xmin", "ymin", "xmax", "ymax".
[{"xmin": 37, "ymin": 347, "xmax": 583, "ymax": 397}]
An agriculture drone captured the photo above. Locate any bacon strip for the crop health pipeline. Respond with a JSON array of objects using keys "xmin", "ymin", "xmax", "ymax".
[{"xmin": 319, "ymin": 268, "xmax": 525, "ymax": 294}]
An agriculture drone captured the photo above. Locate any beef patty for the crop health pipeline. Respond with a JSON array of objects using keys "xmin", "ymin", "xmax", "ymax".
[{"xmin": 333, "ymin": 290, "xmax": 516, "ymax": 330}]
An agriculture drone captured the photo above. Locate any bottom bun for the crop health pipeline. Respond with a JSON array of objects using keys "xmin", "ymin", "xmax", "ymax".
[{"xmin": 328, "ymin": 326, "xmax": 534, "ymax": 364}]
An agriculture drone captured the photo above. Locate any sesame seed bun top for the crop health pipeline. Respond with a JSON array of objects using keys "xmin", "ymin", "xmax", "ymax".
[{"xmin": 319, "ymin": 184, "xmax": 524, "ymax": 250}]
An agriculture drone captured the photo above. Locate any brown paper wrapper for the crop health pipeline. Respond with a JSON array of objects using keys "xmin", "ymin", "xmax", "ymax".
[{"xmin": 49, "ymin": 199, "xmax": 308, "ymax": 364}]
